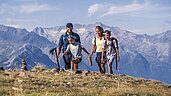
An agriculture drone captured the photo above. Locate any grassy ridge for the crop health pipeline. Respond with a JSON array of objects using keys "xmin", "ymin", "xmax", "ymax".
[{"xmin": 0, "ymin": 68, "xmax": 171, "ymax": 96}]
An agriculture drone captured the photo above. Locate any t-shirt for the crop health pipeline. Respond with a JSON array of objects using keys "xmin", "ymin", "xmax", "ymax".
[
  {"xmin": 58, "ymin": 32, "xmax": 81, "ymax": 52},
  {"xmin": 92, "ymin": 37, "xmax": 105, "ymax": 52},
  {"xmin": 66, "ymin": 42, "xmax": 82, "ymax": 58},
  {"xmin": 102, "ymin": 38, "xmax": 118, "ymax": 56}
]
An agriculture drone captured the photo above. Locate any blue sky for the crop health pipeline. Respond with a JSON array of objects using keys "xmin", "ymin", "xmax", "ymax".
[{"xmin": 0, "ymin": 0, "xmax": 171, "ymax": 35}]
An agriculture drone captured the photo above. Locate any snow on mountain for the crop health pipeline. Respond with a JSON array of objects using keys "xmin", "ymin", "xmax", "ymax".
[
  {"xmin": 0, "ymin": 25, "xmax": 28, "ymax": 42},
  {"xmin": 0, "ymin": 23, "xmax": 171, "ymax": 84},
  {"xmin": 4, "ymin": 44, "xmax": 57, "ymax": 69},
  {"xmin": 0, "ymin": 25, "xmax": 57, "ymax": 70}
]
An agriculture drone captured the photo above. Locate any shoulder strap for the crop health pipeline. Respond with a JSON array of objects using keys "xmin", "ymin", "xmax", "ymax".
[
  {"xmin": 94, "ymin": 37, "xmax": 96, "ymax": 45},
  {"xmin": 63, "ymin": 33, "xmax": 67, "ymax": 37},
  {"xmin": 72, "ymin": 32, "xmax": 76, "ymax": 38},
  {"xmin": 113, "ymin": 37, "xmax": 118, "ymax": 48},
  {"xmin": 111, "ymin": 37, "xmax": 119, "ymax": 71},
  {"xmin": 104, "ymin": 39, "xmax": 106, "ymax": 46},
  {"xmin": 62, "ymin": 34, "xmax": 66, "ymax": 41},
  {"xmin": 93, "ymin": 37, "xmax": 96, "ymax": 53},
  {"xmin": 110, "ymin": 37, "xmax": 118, "ymax": 49}
]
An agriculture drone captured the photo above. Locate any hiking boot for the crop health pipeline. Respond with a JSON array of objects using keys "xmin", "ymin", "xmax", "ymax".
[
  {"xmin": 51, "ymin": 68, "xmax": 60, "ymax": 73},
  {"xmin": 75, "ymin": 70, "xmax": 82, "ymax": 74}
]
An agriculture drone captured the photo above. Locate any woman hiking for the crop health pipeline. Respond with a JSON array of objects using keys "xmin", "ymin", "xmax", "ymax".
[{"xmin": 88, "ymin": 26, "xmax": 107, "ymax": 74}]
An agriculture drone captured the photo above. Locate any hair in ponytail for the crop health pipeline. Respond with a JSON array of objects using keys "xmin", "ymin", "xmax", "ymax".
[{"xmin": 95, "ymin": 26, "xmax": 104, "ymax": 37}]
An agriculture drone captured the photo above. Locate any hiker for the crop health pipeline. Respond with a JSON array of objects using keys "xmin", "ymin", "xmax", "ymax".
[
  {"xmin": 101, "ymin": 30, "xmax": 120, "ymax": 74},
  {"xmin": 88, "ymin": 26, "xmax": 107, "ymax": 74},
  {"xmin": 62, "ymin": 35, "xmax": 89, "ymax": 72},
  {"xmin": 56, "ymin": 23, "xmax": 81, "ymax": 70},
  {"xmin": 21, "ymin": 59, "xmax": 28, "ymax": 71}
]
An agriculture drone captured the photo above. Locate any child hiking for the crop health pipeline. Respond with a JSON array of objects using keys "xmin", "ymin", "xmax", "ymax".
[
  {"xmin": 62, "ymin": 35, "xmax": 89, "ymax": 72},
  {"xmin": 101, "ymin": 30, "xmax": 120, "ymax": 74}
]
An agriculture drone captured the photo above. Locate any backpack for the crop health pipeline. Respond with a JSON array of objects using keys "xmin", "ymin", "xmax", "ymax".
[
  {"xmin": 93, "ymin": 37, "xmax": 119, "ymax": 70},
  {"xmin": 93, "ymin": 37, "xmax": 118, "ymax": 50},
  {"xmin": 93, "ymin": 36, "xmax": 105, "ymax": 46},
  {"xmin": 104, "ymin": 37, "xmax": 118, "ymax": 52},
  {"xmin": 106, "ymin": 37, "xmax": 119, "ymax": 70},
  {"xmin": 93, "ymin": 37, "xmax": 105, "ymax": 53}
]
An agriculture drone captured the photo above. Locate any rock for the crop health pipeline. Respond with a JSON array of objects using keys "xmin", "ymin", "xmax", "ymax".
[
  {"xmin": 167, "ymin": 85, "xmax": 171, "ymax": 89},
  {"xmin": 21, "ymin": 59, "xmax": 28, "ymax": 71},
  {"xmin": 120, "ymin": 74, "xmax": 126, "ymax": 77},
  {"xmin": 82, "ymin": 70, "xmax": 90, "ymax": 76},
  {"xmin": 17, "ymin": 79, "xmax": 23, "ymax": 83},
  {"xmin": 106, "ymin": 74, "xmax": 113, "ymax": 77},
  {"xmin": 0, "ymin": 67, "xmax": 4, "ymax": 71},
  {"xmin": 103, "ymin": 87, "xmax": 107, "ymax": 90},
  {"xmin": 67, "ymin": 70, "xmax": 82, "ymax": 75},
  {"xmin": 51, "ymin": 68, "xmax": 60, "ymax": 73},
  {"xmin": 31, "ymin": 65, "xmax": 46, "ymax": 72},
  {"xmin": 12, "ymin": 87, "xmax": 23, "ymax": 92},
  {"xmin": 18, "ymin": 71, "xmax": 27, "ymax": 77},
  {"xmin": 82, "ymin": 83, "xmax": 88, "ymax": 86}
]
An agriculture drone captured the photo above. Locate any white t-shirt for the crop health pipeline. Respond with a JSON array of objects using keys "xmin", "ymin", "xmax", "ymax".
[
  {"xmin": 102, "ymin": 39, "xmax": 117, "ymax": 56},
  {"xmin": 92, "ymin": 37, "xmax": 105, "ymax": 52},
  {"xmin": 66, "ymin": 42, "xmax": 82, "ymax": 58}
]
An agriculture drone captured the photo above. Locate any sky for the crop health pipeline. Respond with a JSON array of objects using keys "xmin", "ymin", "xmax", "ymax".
[{"xmin": 0, "ymin": 0, "xmax": 171, "ymax": 35}]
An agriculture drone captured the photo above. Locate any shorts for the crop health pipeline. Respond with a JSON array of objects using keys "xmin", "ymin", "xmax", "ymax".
[
  {"xmin": 75, "ymin": 58, "xmax": 82, "ymax": 64},
  {"xmin": 77, "ymin": 58, "xmax": 82, "ymax": 63},
  {"xmin": 63, "ymin": 53, "xmax": 72, "ymax": 69},
  {"xmin": 107, "ymin": 55, "xmax": 116, "ymax": 63},
  {"xmin": 95, "ymin": 52, "xmax": 107, "ymax": 64}
]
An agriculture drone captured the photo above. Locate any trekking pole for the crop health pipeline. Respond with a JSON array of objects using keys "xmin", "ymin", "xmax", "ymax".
[
  {"xmin": 49, "ymin": 48, "xmax": 60, "ymax": 69},
  {"xmin": 54, "ymin": 48, "xmax": 60, "ymax": 69},
  {"xmin": 115, "ymin": 54, "xmax": 120, "ymax": 89}
]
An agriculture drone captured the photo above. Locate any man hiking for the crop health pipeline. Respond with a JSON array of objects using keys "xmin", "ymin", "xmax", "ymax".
[
  {"xmin": 101, "ymin": 30, "xmax": 120, "ymax": 74},
  {"xmin": 56, "ymin": 23, "xmax": 81, "ymax": 70},
  {"xmin": 62, "ymin": 35, "xmax": 89, "ymax": 72}
]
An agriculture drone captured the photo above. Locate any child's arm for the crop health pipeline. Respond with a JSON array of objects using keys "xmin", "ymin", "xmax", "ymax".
[
  {"xmin": 81, "ymin": 45, "xmax": 92, "ymax": 66},
  {"xmin": 62, "ymin": 45, "xmax": 70, "ymax": 56},
  {"xmin": 63, "ymin": 50, "xmax": 68, "ymax": 56}
]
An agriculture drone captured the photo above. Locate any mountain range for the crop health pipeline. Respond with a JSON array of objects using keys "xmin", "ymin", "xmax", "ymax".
[{"xmin": 0, "ymin": 23, "xmax": 171, "ymax": 84}]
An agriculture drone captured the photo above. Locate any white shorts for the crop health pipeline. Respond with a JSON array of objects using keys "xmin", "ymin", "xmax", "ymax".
[{"xmin": 107, "ymin": 54, "xmax": 116, "ymax": 63}]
